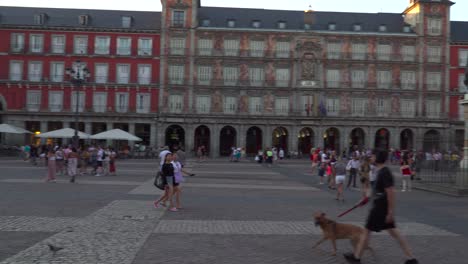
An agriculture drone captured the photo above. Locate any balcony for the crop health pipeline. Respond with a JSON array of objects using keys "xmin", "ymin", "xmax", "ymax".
[
  {"xmin": 138, "ymin": 48, "xmax": 153, "ymax": 56},
  {"xmin": 50, "ymin": 44, "xmax": 65, "ymax": 54},
  {"xmin": 168, "ymin": 78, "xmax": 185, "ymax": 85},
  {"xmin": 10, "ymin": 46, "xmax": 25, "ymax": 53},
  {"xmin": 116, "ymin": 48, "xmax": 131, "ymax": 56},
  {"xmin": 376, "ymin": 82, "xmax": 393, "ymax": 89},
  {"xmin": 137, "ymin": 77, "xmax": 152, "ymax": 85},
  {"xmin": 427, "ymin": 55, "xmax": 443, "ymax": 64},
  {"xmin": 169, "ymin": 47, "xmax": 187, "ymax": 56}
]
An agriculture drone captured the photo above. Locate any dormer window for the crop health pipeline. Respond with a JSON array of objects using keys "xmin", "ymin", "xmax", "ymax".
[
  {"xmin": 122, "ymin": 16, "xmax": 132, "ymax": 28},
  {"xmin": 379, "ymin": 24, "xmax": 387, "ymax": 32},
  {"xmin": 227, "ymin": 19, "xmax": 236, "ymax": 28},
  {"xmin": 79, "ymin": 15, "xmax": 89, "ymax": 26},
  {"xmin": 252, "ymin": 20, "xmax": 261, "ymax": 28},
  {"xmin": 353, "ymin": 24, "xmax": 362, "ymax": 31},
  {"xmin": 278, "ymin": 21, "xmax": 287, "ymax": 29},
  {"xmin": 201, "ymin": 19, "xmax": 211, "ymax": 27},
  {"xmin": 304, "ymin": 24, "xmax": 311, "ymax": 30},
  {"xmin": 403, "ymin": 25, "xmax": 411, "ymax": 33},
  {"xmin": 34, "ymin": 13, "xmax": 46, "ymax": 25},
  {"xmin": 172, "ymin": 10, "xmax": 185, "ymax": 27},
  {"xmin": 328, "ymin": 23, "xmax": 336, "ymax": 31}
]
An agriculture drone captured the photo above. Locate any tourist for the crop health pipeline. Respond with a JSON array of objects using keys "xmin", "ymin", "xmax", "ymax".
[
  {"xmin": 154, "ymin": 153, "xmax": 177, "ymax": 212},
  {"xmin": 346, "ymin": 155, "xmax": 360, "ymax": 188},
  {"xmin": 369, "ymin": 154, "xmax": 377, "ymax": 194},
  {"xmin": 279, "ymin": 148, "xmax": 285, "ymax": 160},
  {"xmin": 334, "ymin": 158, "xmax": 347, "ymax": 201},
  {"xmin": 46, "ymin": 149, "xmax": 57, "ymax": 182},
  {"xmin": 103, "ymin": 147, "xmax": 111, "ymax": 176},
  {"xmin": 172, "ymin": 153, "xmax": 184, "ymax": 209},
  {"xmin": 55, "ymin": 146, "xmax": 65, "ymax": 176},
  {"xmin": 400, "ymin": 159, "xmax": 412, "ymax": 192},
  {"xmin": 67, "ymin": 147, "xmax": 79, "ymax": 183},
  {"xmin": 266, "ymin": 148, "xmax": 273, "ymax": 167},
  {"xmin": 109, "ymin": 147, "xmax": 117, "ymax": 176},
  {"xmin": 80, "ymin": 147, "xmax": 90, "ymax": 175},
  {"xmin": 95, "ymin": 146, "xmax": 104, "ymax": 176},
  {"xmin": 359, "ymin": 156, "xmax": 371, "ymax": 197}
]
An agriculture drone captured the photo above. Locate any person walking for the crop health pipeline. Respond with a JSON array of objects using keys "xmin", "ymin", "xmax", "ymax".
[
  {"xmin": 266, "ymin": 148, "xmax": 273, "ymax": 167},
  {"xmin": 172, "ymin": 153, "xmax": 184, "ymax": 209},
  {"xmin": 154, "ymin": 153, "xmax": 177, "ymax": 212},
  {"xmin": 344, "ymin": 149, "xmax": 419, "ymax": 264},
  {"xmin": 55, "ymin": 147, "xmax": 65, "ymax": 176},
  {"xmin": 346, "ymin": 155, "xmax": 360, "ymax": 188},
  {"xmin": 334, "ymin": 158, "xmax": 347, "ymax": 201},
  {"xmin": 359, "ymin": 156, "xmax": 372, "ymax": 197},
  {"xmin": 95, "ymin": 146, "xmax": 104, "ymax": 177},
  {"xmin": 80, "ymin": 147, "xmax": 90, "ymax": 175},
  {"xmin": 67, "ymin": 147, "xmax": 79, "ymax": 183},
  {"xmin": 400, "ymin": 160, "xmax": 412, "ymax": 192},
  {"xmin": 279, "ymin": 148, "xmax": 285, "ymax": 160},
  {"xmin": 46, "ymin": 149, "xmax": 57, "ymax": 182},
  {"xmin": 109, "ymin": 147, "xmax": 117, "ymax": 176}
]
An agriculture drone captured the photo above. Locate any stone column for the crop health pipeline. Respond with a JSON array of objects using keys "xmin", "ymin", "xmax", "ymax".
[
  {"xmin": 84, "ymin": 122, "xmax": 92, "ymax": 145},
  {"xmin": 150, "ymin": 123, "xmax": 157, "ymax": 147},
  {"xmin": 40, "ymin": 121, "xmax": 48, "ymax": 144},
  {"xmin": 289, "ymin": 126, "xmax": 298, "ymax": 153},
  {"xmin": 315, "ymin": 126, "xmax": 323, "ymax": 149},
  {"xmin": 211, "ymin": 125, "xmax": 220, "ymax": 158},
  {"xmin": 128, "ymin": 123, "xmax": 136, "ymax": 147},
  {"xmin": 263, "ymin": 125, "xmax": 271, "ymax": 150},
  {"xmin": 239, "ymin": 124, "xmax": 245, "ymax": 149},
  {"xmin": 106, "ymin": 122, "xmax": 113, "ymax": 147},
  {"xmin": 342, "ymin": 127, "xmax": 350, "ymax": 154},
  {"xmin": 186, "ymin": 124, "xmax": 195, "ymax": 156}
]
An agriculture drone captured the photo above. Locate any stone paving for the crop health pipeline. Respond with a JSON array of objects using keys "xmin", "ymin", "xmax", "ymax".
[{"xmin": 0, "ymin": 158, "xmax": 467, "ymax": 263}]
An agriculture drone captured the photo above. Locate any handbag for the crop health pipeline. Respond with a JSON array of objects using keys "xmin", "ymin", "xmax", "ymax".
[{"xmin": 154, "ymin": 171, "xmax": 165, "ymax": 190}]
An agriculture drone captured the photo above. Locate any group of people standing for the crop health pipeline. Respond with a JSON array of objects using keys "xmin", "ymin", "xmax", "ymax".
[{"xmin": 255, "ymin": 147, "xmax": 285, "ymax": 166}]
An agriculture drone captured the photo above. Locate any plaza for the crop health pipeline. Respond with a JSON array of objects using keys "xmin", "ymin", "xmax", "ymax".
[{"xmin": 0, "ymin": 157, "xmax": 467, "ymax": 264}]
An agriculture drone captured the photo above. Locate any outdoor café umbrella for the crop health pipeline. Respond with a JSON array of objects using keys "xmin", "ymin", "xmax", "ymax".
[
  {"xmin": 90, "ymin": 128, "xmax": 142, "ymax": 141},
  {"xmin": 0, "ymin": 123, "xmax": 32, "ymax": 134},
  {"xmin": 36, "ymin": 128, "xmax": 90, "ymax": 139}
]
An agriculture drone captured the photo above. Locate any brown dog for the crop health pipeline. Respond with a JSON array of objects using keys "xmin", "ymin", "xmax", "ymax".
[{"xmin": 313, "ymin": 211, "xmax": 372, "ymax": 256}]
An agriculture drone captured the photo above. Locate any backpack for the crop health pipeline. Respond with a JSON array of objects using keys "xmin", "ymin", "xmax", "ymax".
[{"xmin": 154, "ymin": 171, "xmax": 165, "ymax": 190}]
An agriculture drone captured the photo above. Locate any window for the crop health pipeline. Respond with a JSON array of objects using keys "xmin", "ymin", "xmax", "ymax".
[
  {"xmin": 201, "ymin": 19, "xmax": 211, "ymax": 27},
  {"xmin": 95, "ymin": 64, "xmax": 108, "ymax": 84},
  {"xmin": 401, "ymin": 71, "xmax": 416, "ymax": 90},
  {"xmin": 136, "ymin": 93, "xmax": 150, "ymax": 113},
  {"xmin": 198, "ymin": 38, "xmax": 213, "ymax": 56},
  {"xmin": 458, "ymin": 49, "xmax": 468, "ymax": 67},
  {"xmin": 115, "ymin": 93, "xmax": 129, "ymax": 113},
  {"xmin": 427, "ymin": 46, "xmax": 441, "ymax": 63},
  {"xmin": 376, "ymin": 98, "xmax": 390, "ymax": 117},
  {"xmin": 275, "ymin": 68, "xmax": 290, "ymax": 87},
  {"xmin": 197, "ymin": 66, "xmax": 212, "ymax": 85},
  {"xmin": 227, "ymin": 19, "xmax": 236, "ymax": 28},
  {"xmin": 379, "ymin": 25, "xmax": 387, "ymax": 32},
  {"xmin": 326, "ymin": 69, "xmax": 340, "ymax": 88},
  {"xmin": 401, "ymin": 45, "xmax": 416, "ymax": 62},
  {"xmin": 138, "ymin": 65, "xmax": 151, "ymax": 85},
  {"xmin": 10, "ymin": 33, "xmax": 25, "ymax": 52},
  {"xmin": 275, "ymin": 41, "xmax": 290, "ymax": 58},
  {"xmin": 401, "ymin": 99, "xmax": 416, "ymax": 118},
  {"xmin": 49, "ymin": 91, "xmax": 63, "ymax": 112},
  {"xmin": 278, "ymin": 21, "xmax": 287, "ymax": 29},
  {"xmin": 34, "ymin": 13, "xmax": 46, "ymax": 25},
  {"xmin": 352, "ymin": 43, "xmax": 367, "ymax": 60},
  {"xmin": 426, "ymin": 99, "xmax": 441, "ymax": 118},
  {"xmin": 169, "ymin": 94, "xmax": 183, "ymax": 113},
  {"xmin": 71, "ymin": 91, "xmax": 85, "ymax": 112},
  {"xmin": 74, "ymin": 36, "xmax": 88, "ymax": 54},
  {"xmin": 428, "ymin": 18, "xmax": 442, "ymax": 35},
  {"xmin": 51, "ymin": 35, "xmax": 65, "ymax": 54},
  {"xmin": 172, "ymin": 10, "xmax": 185, "ymax": 27},
  {"xmin": 275, "ymin": 97, "xmax": 289, "ymax": 115},
  {"xmin": 117, "ymin": 64, "xmax": 131, "ymax": 84},
  {"xmin": 9, "ymin": 61, "xmax": 23, "ymax": 81},
  {"xmin": 224, "ymin": 39, "xmax": 240, "ymax": 56},
  {"xmin": 459, "ymin": 73, "xmax": 467, "ymax": 92},
  {"xmin": 117, "ymin": 37, "xmax": 131, "ymax": 55},
  {"xmin": 78, "ymin": 15, "xmax": 89, "ymax": 26},
  {"xmin": 328, "ymin": 23, "xmax": 336, "ymax": 31},
  {"xmin": 250, "ymin": 40, "xmax": 265, "ymax": 57},
  {"xmin": 224, "ymin": 96, "xmax": 237, "ymax": 114},
  {"xmin": 377, "ymin": 70, "xmax": 392, "ymax": 89},
  {"xmin": 327, "ymin": 42, "xmax": 342, "ymax": 59},
  {"xmin": 93, "ymin": 92, "xmax": 107, "ymax": 113},
  {"xmin": 302, "ymin": 95, "xmax": 314, "ymax": 114},
  {"xmin": 249, "ymin": 97, "xmax": 262, "ymax": 114},
  {"xmin": 50, "ymin": 62, "xmax": 64, "ymax": 82},
  {"xmin": 196, "ymin": 95, "xmax": 211, "ymax": 113},
  {"xmin": 122, "ymin": 16, "xmax": 132, "ymax": 28},
  {"xmin": 249, "ymin": 67, "xmax": 264, "ymax": 86},
  {"xmin": 326, "ymin": 98, "xmax": 340, "ymax": 116},
  {"xmin": 28, "ymin": 61, "xmax": 42, "ymax": 82},
  {"xmin": 351, "ymin": 70, "xmax": 366, "ymax": 88},
  {"xmin": 223, "ymin": 66, "xmax": 239, "ymax": 86},
  {"xmin": 170, "ymin": 38, "xmax": 185, "ymax": 55},
  {"xmin": 377, "ymin": 44, "xmax": 391, "ymax": 61},
  {"xmin": 353, "ymin": 24, "xmax": 362, "ymax": 31},
  {"xmin": 94, "ymin": 36, "xmax": 110, "ymax": 55},
  {"xmin": 351, "ymin": 98, "xmax": 367, "ymax": 117},
  {"xmin": 27, "ymin": 90, "xmax": 41, "ymax": 111},
  {"xmin": 169, "ymin": 65, "xmax": 185, "ymax": 85},
  {"xmin": 30, "ymin": 34, "xmax": 43, "ymax": 53},
  {"xmin": 426, "ymin": 72, "xmax": 441, "ymax": 91},
  {"xmin": 252, "ymin": 20, "xmax": 261, "ymax": 28},
  {"xmin": 403, "ymin": 25, "xmax": 411, "ymax": 33},
  {"xmin": 138, "ymin": 38, "xmax": 153, "ymax": 56}
]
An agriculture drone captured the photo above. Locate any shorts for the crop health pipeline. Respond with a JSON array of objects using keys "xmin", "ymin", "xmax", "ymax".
[
  {"xmin": 365, "ymin": 199, "xmax": 396, "ymax": 232},
  {"xmin": 165, "ymin": 176, "xmax": 174, "ymax": 186},
  {"xmin": 335, "ymin": 175, "xmax": 346, "ymax": 184}
]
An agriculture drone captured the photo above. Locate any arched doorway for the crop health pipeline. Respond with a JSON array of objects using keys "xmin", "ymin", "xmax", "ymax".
[
  {"xmin": 272, "ymin": 127, "xmax": 288, "ymax": 151},
  {"xmin": 165, "ymin": 125, "xmax": 185, "ymax": 151},
  {"xmin": 219, "ymin": 126, "xmax": 236, "ymax": 156},
  {"xmin": 400, "ymin": 129, "xmax": 414, "ymax": 151},
  {"xmin": 375, "ymin": 128, "xmax": 390, "ymax": 150},
  {"xmin": 246, "ymin": 126, "xmax": 262, "ymax": 155},
  {"xmin": 298, "ymin": 127, "xmax": 314, "ymax": 154},
  {"xmin": 323, "ymin": 127, "xmax": 340, "ymax": 152},
  {"xmin": 423, "ymin": 130, "xmax": 441, "ymax": 152},
  {"xmin": 194, "ymin": 125, "xmax": 210, "ymax": 154},
  {"xmin": 349, "ymin": 128, "xmax": 365, "ymax": 150}
]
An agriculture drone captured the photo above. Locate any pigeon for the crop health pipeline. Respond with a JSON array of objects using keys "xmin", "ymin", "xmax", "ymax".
[{"xmin": 48, "ymin": 244, "xmax": 64, "ymax": 255}]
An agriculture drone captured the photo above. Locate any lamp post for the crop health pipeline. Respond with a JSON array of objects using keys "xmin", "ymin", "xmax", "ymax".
[{"xmin": 65, "ymin": 60, "xmax": 90, "ymax": 149}]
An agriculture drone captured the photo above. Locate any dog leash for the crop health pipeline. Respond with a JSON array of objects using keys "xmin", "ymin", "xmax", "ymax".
[{"xmin": 337, "ymin": 196, "xmax": 369, "ymax": 218}]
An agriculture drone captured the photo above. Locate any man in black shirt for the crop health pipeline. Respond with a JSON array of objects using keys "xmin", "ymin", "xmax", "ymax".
[{"xmin": 344, "ymin": 149, "xmax": 418, "ymax": 264}]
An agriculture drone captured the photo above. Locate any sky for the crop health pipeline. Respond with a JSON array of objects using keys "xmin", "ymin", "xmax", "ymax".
[{"xmin": 0, "ymin": 0, "xmax": 466, "ymax": 21}]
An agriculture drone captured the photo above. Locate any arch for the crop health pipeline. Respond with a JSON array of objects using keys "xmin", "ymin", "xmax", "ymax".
[
  {"xmin": 323, "ymin": 127, "xmax": 340, "ymax": 152},
  {"xmin": 375, "ymin": 128, "xmax": 390, "ymax": 150},
  {"xmin": 400, "ymin": 129, "xmax": 414, "ymax": 151},
  {"xmin": 349, "ymin": 128, "xmax": 366, "ymax": 151},
  {"xmin": 423, "ymin": 129, "xmax": 441, "ymax": 152},
  {"xmin": 219, "ymin": 126, "xmax": 237, "ymax": 156},
  {"xmin": 272, "ymin": 126, "xmax": 288, "ymax": 151},
  {"xmin": 298, "ymin": 127, "xmax": 314, "ymax": 154},
  {"xmin": 165, "ymin": 125, "xmax": 185, "ymax": 151},
  {"xmin": 246, "ymin": 126, "xmax": 263, "ymax": 155},
  {"xmin": 194, "ymin": 125, "xmax": 210, "ymax": 154}
]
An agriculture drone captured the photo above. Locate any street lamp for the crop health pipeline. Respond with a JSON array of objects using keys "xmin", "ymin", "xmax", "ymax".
[{"xmin": 65, "ymin": 60, "xmax": 91, "ymax": 149}]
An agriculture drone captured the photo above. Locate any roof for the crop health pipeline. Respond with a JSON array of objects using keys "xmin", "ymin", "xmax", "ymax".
[
  {"xmin": 0, "ymin": 6, "xmax": 161, "ymax": 31},
  {"xmin": 198, "ymin": 7, "xmax": 411, "ymax": 33},
  {"xmin": 451, "ymin": 21, "xmax": 468, "ymax": 43}
]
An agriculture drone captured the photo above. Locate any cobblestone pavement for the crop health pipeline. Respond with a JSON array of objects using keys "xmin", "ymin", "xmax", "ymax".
[{"xmin": 0, "ymin": 158, "xmax": 467, "ymax": 263}]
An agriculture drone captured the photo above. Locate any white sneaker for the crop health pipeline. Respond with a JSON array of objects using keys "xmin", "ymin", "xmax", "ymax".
[
  {"xmin": 95, "ymin": 174, "xmax": 102, "ymax": 177},
  {"xmin": 402, "ymin": 189, "xmax": 406, "ymax": 192}
]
